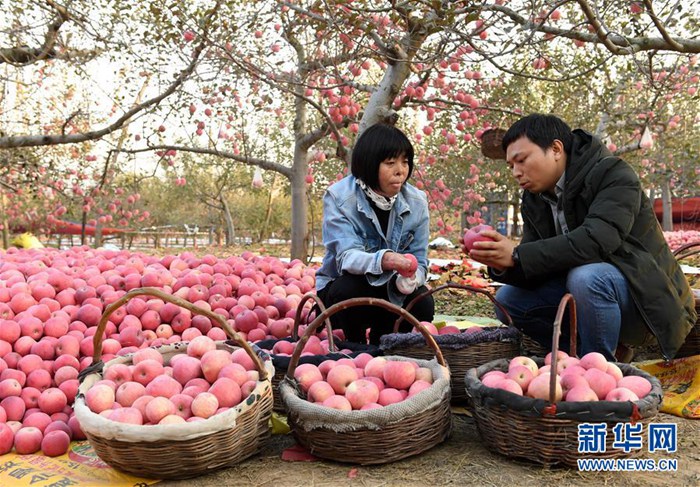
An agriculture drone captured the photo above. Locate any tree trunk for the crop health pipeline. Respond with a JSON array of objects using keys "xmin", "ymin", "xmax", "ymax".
[
  {"xmin": 358, "ymin": 18, "xmax": 434, "ymax": 135},
  {"xmin": 661, "ymin": 179, "xmax": 673, "ymax": 231},
  {"xmin": 512, "ymin": 197, "xmax": 521, "ymax": 237},
  {"xmin": 290, "ymin": 145, "xmax": 309, "ymax": 261},
  {"xmin": 220, "ymin": 196, "xmax": 235, "ymax": 246},
  {"xmin": 359, "ymin": 54, "xmax": 415, "ymax": 137},
  {"xmin": 80, "ymin": 211, "xmax": 87, "ymax": 245}
]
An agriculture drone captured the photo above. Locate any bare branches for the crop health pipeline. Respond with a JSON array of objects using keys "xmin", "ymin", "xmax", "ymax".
[
  {"xmin": 575, "ymin": 0, "xmax": 628, "ymax": 55},
  {"xmin": 0, "ymin": 4, "xmax": 220, "ymax": 149},
  {"xmin": 483, "ymin": 2, "xmax": 700, "ymax": 55},
  {"xmin": 120, "ymin": 145, "xmax": 292, "ymax": 179},
  {"xmin": 641, "ymin": 0, "xmax": 685, "ymax": 52},
  {"xmin": 0, "ymin": 0, "xmax": 70, "ymax": 65}
]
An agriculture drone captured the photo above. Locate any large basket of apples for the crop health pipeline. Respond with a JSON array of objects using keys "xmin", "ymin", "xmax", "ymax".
[
  {"xmin": 73, "ymin": 287, "xmax": 274, "ymax": 479},
  {"xmin": 464, "ymin": 294, "xmax": 663, "ymax": 468},
  {"xmin": 280, "ymin": 297, "xmax": 452, "ymax": 464},
  {"xmin": 381, "ymin": 282, "xmax": 520, "ymax": 403},
  {"xmin": 673, "ymin": 241, "xmax": 700, "ymax": 358},
  {"xmin": 256, "ymin": 293, "xmax": 382, "ymax": 413}
]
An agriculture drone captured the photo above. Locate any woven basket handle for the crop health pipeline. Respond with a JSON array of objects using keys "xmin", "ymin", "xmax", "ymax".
[
  {"xmin": 91, "ymin": 286, "xmax": 268, "ymax": 380},
  {"xmin": 285, "ymin": 297, "xmax": 446, "ymax": 380},
  {"xmin": 548, "ymin": 293, "xmax": 577, "ymax": 403},
  {"xmin": 393, "ymin": 281, "xmax": 514, "ymax": 333},
  {"xmin": 291, "ymin": 292, "xmax": 336, "ymax": 352},
  {"xmin": 672, "ymin": 240, "xmax": 700, "ymax": 260}
]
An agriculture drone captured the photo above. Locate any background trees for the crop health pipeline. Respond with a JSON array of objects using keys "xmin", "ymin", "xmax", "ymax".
[{"xmin": 1, "ymin": 1, "xmax": 698, "ymax": 258}]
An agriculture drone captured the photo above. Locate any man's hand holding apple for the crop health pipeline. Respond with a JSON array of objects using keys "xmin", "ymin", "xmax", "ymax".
[{"xmin": 466, "ymin": 229, "xmax": 517, "ymax": 271}]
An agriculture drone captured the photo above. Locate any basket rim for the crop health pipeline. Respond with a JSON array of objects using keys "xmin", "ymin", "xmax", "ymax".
[
  {"xmin": 464, "ymin": 357, "xmax": 663, "ymax": 421},
  {"xmin": 74, "ymin": 342, "xmax": 275, "ymax": 442},
  {"xmin": 280, "ymin": 356, "xmax": 450, "ymax": 431}
]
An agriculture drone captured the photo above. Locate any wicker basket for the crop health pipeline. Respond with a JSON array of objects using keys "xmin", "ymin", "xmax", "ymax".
[
  {"xmin": 673, "ymin": 241, "xmax": 700, "ymax": 358},
  {"xmin": 280, "ymin": 297, "xmax": 452, "ymax": 465},
  {"xmin": 520, "ymin": 334, "xmax": 550, "ymax": 357},
  {"xmin": 258, "ymin": 293, "xmax": 381, "ymax": 413},
  {"xmin": 381, "ymin": 282, "xmax": 520, "ymax": 403},
  {"xmin": 73, "ymin": 287, "xmax": 274, "ymax": 480},
  {"xmin": 481, "ymin": 128, "xmax": 507, "ymax": 160},
  {"xmin": 464, "ymin": 294, "xmax": 663, "ymax": 467}
]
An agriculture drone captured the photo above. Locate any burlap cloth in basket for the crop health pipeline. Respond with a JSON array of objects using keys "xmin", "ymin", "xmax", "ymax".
[
  {"xmin": 465, "ymin": 358, "xmax": 663, "ymax": 422},
  {"xmin": 380, "ymin": 326, "xmax": 520, "ymax": 351},
  {"xmin": 280, "ymin": 356, "xmax": 449, "ymax": 432},
  {"xmin": 74, "ymin": 341, "xmax": 275, "ymax": 442}
]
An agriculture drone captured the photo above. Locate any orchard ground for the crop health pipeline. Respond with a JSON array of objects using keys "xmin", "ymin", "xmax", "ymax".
[{"xmin": 167, "ymin": 411, "xmax": 699, "ymax": 487}]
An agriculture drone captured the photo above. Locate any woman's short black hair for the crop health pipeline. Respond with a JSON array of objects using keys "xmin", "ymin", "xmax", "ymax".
[
  {"xmin": 501, "ymin": 113, "xmax": 573, "ymax": 155},
  {"xmin": 351, "ymin": 124, "xmax": 414, "ymax": 189}
]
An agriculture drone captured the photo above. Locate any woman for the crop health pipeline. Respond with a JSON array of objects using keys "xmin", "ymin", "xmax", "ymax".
[{"xmin": 315, "ymin": 123, "xmax": 434, "ymax": 344}]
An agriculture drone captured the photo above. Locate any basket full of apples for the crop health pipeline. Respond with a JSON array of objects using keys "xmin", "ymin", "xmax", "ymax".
[
  {"xmin": 380, "ymin": 282, "xmax": 520, "ymax": 403},
  {"xmin": 73, "ymin": 287, "xmax": 274, "ymax": 479},
  {"xmin": 464, "ymin": 294, "xmax": 663, "ymax": 467},
  {"xmin": 256, "ymin": 292, "xmax": 382, "ymax": 413},
  {"xmin": 279, "ymin": 297, "xmax": 452, "ymax": 465}
]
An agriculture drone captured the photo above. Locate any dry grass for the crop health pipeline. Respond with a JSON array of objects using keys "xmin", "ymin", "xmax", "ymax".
[{"xmin": 162, "ymin": 411, "xmax": 699, "ymax": 487}]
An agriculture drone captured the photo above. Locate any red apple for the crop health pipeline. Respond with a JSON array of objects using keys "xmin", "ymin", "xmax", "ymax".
[
  {"xmin": 398, "ymin": 254, "xmax": 418, "ymax": 278},
  {"xmin": 461, "ymin": 224, "xmax": 495, "ymax": 252}
]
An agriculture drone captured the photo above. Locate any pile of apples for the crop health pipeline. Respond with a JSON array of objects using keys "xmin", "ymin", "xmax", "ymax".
[
  {"xmin": 292, "ymin": 354, "xmax": 435, "ymax": 411},
  {"xmin": 663, "ymin": 230, "xmax": 700, "ymax": 251},
  {"xmin": 0, "ymin": 246, "xmax": 315, "ymax": 457},
  {"xmin": 83, "ymin": 336, "xmax": 261, "ymax": 426},
  {"xmin": 482, "ymin": 351, "xmax": 653, "ymax": 402},
  {"xmin": 259, "ymin": 335, "xmax": 352, "ymax": 357}
]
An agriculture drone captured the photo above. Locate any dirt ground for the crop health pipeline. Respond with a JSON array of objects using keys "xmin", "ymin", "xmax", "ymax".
[{"xmin": 161, "ymin": 410, "xmax": 699, "ymax": 487}]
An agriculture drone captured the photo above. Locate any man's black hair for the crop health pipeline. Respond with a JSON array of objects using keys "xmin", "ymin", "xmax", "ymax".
[
  {"xmin": 501, "ymin": 113, "xmax": 573, "ymax": 154},
  {"xmin": 351, "ymin": 124, "xmax": 414, "ymax": 189}
]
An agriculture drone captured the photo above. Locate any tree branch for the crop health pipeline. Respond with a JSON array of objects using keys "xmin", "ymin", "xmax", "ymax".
[
  {"xmin": 641, "ymin": 0, "xmax": 685, "ymax": 52},
  {"xmin": 0, "ymin": 2, "xmax": 220, "ymax": 148},
  {"xmin": 120, "ymin": 145, "xmax": 293, "ymax": 179},
  {"xmin": 479, "ymin": 3, "xmax": 700, "ymax": 54},
  {"xmin": 0, "ymin": 0, "xmax": 70, "ymax": 65}
]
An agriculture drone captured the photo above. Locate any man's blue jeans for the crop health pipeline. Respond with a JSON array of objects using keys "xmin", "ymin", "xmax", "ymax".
[{"xmin": 494, "ymin": 263, "xmax": 641, "ymax": 360}]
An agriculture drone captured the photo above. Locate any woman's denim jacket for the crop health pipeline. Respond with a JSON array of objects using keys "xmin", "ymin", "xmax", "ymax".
[{"xmin": 315, "ymin": 175, "xmax": 430, "ymax": 306}]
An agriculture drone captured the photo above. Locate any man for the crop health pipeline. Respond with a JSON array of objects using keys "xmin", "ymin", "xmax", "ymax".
[{"xmin": 469, "ymin": 114, "xmax": 695, "ymax": 361}]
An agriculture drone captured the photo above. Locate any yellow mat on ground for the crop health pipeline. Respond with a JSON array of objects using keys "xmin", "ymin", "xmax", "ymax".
[
  {"xmin": 433, "ymin": 315, "xmax": 503, "ymax": 330},
  {"xmin": 636, "ymin": 354, "xmax": 700, "ymax": 419},
  {"xmin": 0, "ymin": 441, "xmax": 159, "ymax": 486}
]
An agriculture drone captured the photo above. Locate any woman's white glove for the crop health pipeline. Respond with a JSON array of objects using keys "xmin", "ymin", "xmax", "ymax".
[{"xmin": 396, "ymin": 274, "xmax": 418, "ymax": 295}]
